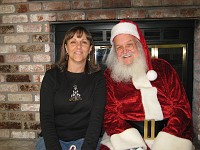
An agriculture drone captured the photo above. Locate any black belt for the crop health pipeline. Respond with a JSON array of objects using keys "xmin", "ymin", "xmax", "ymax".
[{"xmin": 127, "ymin": 119, "xmax": 168, "ymax": 140}]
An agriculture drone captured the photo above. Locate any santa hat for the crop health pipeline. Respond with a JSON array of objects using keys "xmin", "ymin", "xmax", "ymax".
[{"xmin": 110, "ymin": 20, "xmax": 157, "ymax": 81}]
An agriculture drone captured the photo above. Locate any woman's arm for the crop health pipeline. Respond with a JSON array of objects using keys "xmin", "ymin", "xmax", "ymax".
[{"xmin": 40, "ymin": 69, "xmax": 62, "ymax": 150}]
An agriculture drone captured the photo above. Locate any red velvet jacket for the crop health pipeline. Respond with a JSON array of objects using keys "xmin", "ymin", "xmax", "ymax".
[{"xmin": 102, "ymin": 58, "xmax": 193, "ymax": 149}]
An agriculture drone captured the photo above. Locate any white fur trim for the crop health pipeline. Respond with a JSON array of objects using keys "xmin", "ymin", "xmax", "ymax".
[
  {"xmin": 132, "ymin": 71, "xmax": 152, "ymax": 90},
  {"xmin": 151, "ymin": 132, "xmax": 193, "ymax": 150},
  {"xmin": 140, "ymin": 87, "xmax": 163, "ymax": 120},
  {"xmin": 110, "ymin": 128, "xmax": 147, "ymax": 150},
  {"xmin": 132, "ymin": 70, "xmax": 163, "ymax": 120},
  {"xmin": 147, "ymin": 70, "xmax": 157, "ymax": 81},
  {"xmin": 110, "ymin": 22, "xmax": 140, "ymax": 45},
  {"xmin": 101, "ymin": 129, "xmax": 147, "ymax": 150},
  {"xmin": 101, "ymin": 132, "xmax": 114, "ymax": 150}
]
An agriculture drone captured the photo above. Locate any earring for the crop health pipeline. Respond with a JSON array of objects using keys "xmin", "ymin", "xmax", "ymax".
[
  {"xmin": 88, "ymin": 53, "xmax": 90, "ymax": 61},
  {"xmin": 66, "ymin": 52, "xmax": 69, "ymax": 60}
]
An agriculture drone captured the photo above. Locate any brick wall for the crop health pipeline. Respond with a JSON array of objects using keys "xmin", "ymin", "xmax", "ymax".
[{"xmin": 0, "ymin": 0, "xmax": 200, "ymax": 148}]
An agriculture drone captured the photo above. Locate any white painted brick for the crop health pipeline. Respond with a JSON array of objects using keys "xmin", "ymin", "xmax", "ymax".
[
  {"xmin": 0, "ymin": 45, "xmax": 17, "ymax": 53},
  {"xmin": 11, "ymin": 131, "xmax": 35, "ymax": 139},
  {"xmin": 0, "ymin": 94, "xmax": 6, "ymax": 101},
  {"xmin": 35, "ymin": 112, "xmax": 40, "ymax": 122},
  {"xmin": 4, "ymin": 35, "xmax": 29, "ymax": 43},
  {"xmin": 5, "ymin": 54, "xmax": 30, "ymax": 63},
  {"xmin": 44, "ymin": 23, "xmax": 50, "ymax": 32},
  {"xmin": 17, "ymin": 24, "xmax": 42, "ymax": 33},
  {"xmin": 21, "ymin": 104, "xmax": 40, "ymax": 111},
  {"xmin": 33, "ymin": 74, "xmax": 44, "ymax": 83},
  {"xmin": 2, "ymin": 14, "xmax": 28, "ymax": 23},
  {"xmin": 2, "ymin": 0, "xmax": 27, "ymax": 3},
  {"xmin": 30, "ymin": 13, "xmax": 56, "ymax": 22},
  {"xmin": 33, "ymin": 54, "xmax": 51, "ymax": 62},
  {"xmin": 34, "ymin": 94, "xmax": 40, "ymax": 102},
  {"xmin": 8, "ymin": 94, "xmax": 32, "ymax": 102},
  {"xmin": 45, "ymin": 44, "xmax": 50, "ymax": 52},
  {"xmin": 0, "ymin": 5, "xmax": 15, "ymax": 14},
  {"xmin": 0, "ymin": 84, "xmax": 18, "ymax": 92},
  {"xmin": 0, "ymin": 129, "xmax": 10, "ymax": 138},
  {"xmin": 19, "ymin": 64, "xmax": 44, "ymax": 72},
  {"xmin": 0, "ymin": 74, "xmax": 5, "ymax": 82},
  {"xmin": 29, "ymin": 3, "xmax": 42, "ymax": 12}
]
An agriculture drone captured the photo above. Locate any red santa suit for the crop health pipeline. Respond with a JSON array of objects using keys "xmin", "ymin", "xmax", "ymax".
[{"xmin": 100, "ymin": 20, "xmax": 193, "ymax": 150}]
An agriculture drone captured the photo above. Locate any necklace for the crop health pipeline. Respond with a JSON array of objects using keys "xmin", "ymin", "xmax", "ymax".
[
  {"xmin": 69, "ymin": 84, "xmax": 82, "ymax": 101},
  {"xmin": 66, "ymin": 71, "xmax": 85, "ymax": 102}
]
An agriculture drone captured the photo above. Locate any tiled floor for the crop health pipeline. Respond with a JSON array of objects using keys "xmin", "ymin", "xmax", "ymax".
[{"xmin": 0, "ymin": 139, "xmax": 36, "ymax": 150}]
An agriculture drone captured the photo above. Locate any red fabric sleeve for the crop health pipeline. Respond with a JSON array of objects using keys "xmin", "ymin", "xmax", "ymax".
[{"xmin": 153, "ymin": 59, "xmax": 193, "ymax": 141}]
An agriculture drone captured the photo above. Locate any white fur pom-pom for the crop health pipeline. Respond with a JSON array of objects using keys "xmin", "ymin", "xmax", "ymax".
[{"xmin": 147, "ymin": 70, "xmax": 157, "ymax": 81}]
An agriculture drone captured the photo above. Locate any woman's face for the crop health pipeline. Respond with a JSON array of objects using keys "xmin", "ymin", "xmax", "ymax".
[{"xmin": 65, "ymin": 32, "xmax": 92, "ymax": 65}]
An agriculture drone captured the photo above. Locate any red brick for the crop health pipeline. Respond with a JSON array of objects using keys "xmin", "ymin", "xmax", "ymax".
[
  {"xmin": 1, "ymin": 0, "xmax": 27, "ymax": 3},
  {"xmin": 19, "ymin": 44, "xmax": 44, "ymax": 52},
  {"xmin": 72, "ymin": 0, "xmax": 101, "ymax": 9},
  {"xmin": 0, "ymin": 65, "xmax": 18, "ymax": 73},
  {"xmin": 57, "ymin": 12, "xmax": 85, "ymax": 21},
  {"xmin": 0, "ymin": 25, "xmax": 14, "ymax": 34},
  {"xmin": 29, "ymin": 2, "xmax": 42, "ymax": 12},
  {"xmin": 119, "ymin": 9, "xmax": 147, "ymax": 19},
  {"xmin": 42, "ymin": 1, "xmax": 70, "ymax": 11},
  {"xmin": 19, "ymin": 84, "xmax": 41, "ymax": 92},
  {"xmin": 6, "ymin": 74, "xmax": 30, "ymax": 82},
  {"xmin": 0, "ymin": 103, "xmax": 20, "ymax": 111},
  {"xmin": 16, "ymin": 4, "xmax": 28, "ymax": 13},
  {"xmin": 10, "ymin": 112, "xmax": 34, "ymax": 121},
  {"xmin": 148, "ymin": 8, "xmax": 179, "ymax": 18},
  {"xmin": 32, "ymin": 34, "xmax": 50, "ymax": 43},
  {"xmin": 180, "ymin": 8, "xmax": 199, "ymax": 18},
  {"xmin": 23, "ymin": 122, "xmax": 40, "ymax": 130},
  {"xmin": 0, "ymin": 112, "xmax": 8, "ymax": 120},
  {"xmin": 0, "ymin": 122, "xmax": 21, "ymax": 129},
  {"xmin": 132, "ymin": 0, "xmax": 161, "ymax": 7},
  {"xmin": 162, "ymin": 0, "xmax": 193, "ymax": 5},
  {"xmin": 87, "ymin": 10, "xmax": 116, "ymax": 20},
  {"xmin": 102, "ymin": 0, "xmax": 131, "ymax": 8},
  {"xmin": 0, "ymin": 55, "xmax": 4, "ymax": 63}
]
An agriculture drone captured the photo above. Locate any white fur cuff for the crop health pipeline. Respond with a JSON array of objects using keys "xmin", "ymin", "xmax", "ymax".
[
  {"xmin": 151, "ymin": 131, "xmax": 193, "ymax": 150},
  {"xmin": 110, "ymin": 128, "xmax": 147, "ymax": 150}
]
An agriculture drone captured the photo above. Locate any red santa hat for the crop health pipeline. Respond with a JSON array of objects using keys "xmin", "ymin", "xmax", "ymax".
[{"xmin": 110, "ymin": 20, "xmax": 157, "ymax": 81}]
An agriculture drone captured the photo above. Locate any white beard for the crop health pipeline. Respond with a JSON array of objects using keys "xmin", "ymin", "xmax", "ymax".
[{"xmin": 106, "ymin": 47, "xmax": 147, "ymax": 83}]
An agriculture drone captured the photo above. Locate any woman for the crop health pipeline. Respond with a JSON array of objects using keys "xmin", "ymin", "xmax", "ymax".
[{"xmin": 35, "ymin": 26, "xmax": 106, "ymax": 150}]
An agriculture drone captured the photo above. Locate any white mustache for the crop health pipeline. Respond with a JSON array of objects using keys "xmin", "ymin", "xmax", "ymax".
[{"xmin": 121, "ymin": 52, "xmax": 134, "ymax": 58}]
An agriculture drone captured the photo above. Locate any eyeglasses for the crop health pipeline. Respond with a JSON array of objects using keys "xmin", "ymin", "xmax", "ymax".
[{"xmin": 115, "ymin": 41, "xmax": 137, "ymax": 53}]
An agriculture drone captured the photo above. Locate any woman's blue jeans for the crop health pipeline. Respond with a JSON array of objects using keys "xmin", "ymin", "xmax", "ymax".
[{"xmin": 35, "ymin": 136, "xmax": 101, "ymax": 150}]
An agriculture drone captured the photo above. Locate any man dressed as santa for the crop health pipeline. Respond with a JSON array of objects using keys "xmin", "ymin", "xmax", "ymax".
[{"xmin": 100, "ymin": 20, "xmax": 194, "ymax": 150}]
